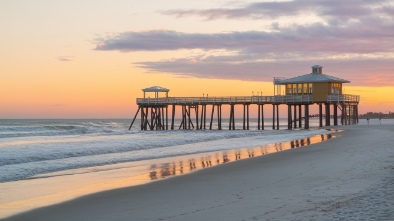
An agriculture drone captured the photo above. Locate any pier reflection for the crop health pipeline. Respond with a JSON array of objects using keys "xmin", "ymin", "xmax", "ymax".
[{"xmin": 148, "ymin": 132, "xmax": 336, "ymax": 180}]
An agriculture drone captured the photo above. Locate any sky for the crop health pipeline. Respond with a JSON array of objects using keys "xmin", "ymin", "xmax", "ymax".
[{"xmin": 1, "ymin": 0, "xmax": 394, "ymax": 119}]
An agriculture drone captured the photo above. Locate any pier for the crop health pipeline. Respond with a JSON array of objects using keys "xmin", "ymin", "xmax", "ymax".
[{"xmin": 129, "ymin": 65, "xmax": 360, "ymax": 130}]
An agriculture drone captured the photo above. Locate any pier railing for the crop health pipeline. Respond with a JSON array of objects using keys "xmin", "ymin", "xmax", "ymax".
[
  {"xmin": 137, "ymin": 94, "xmax": 359, "ymax": 105},
  {"xmin": 273, "ymin": 95, "xmax": 313, "ymax": 103},
  {"xmin": 327, "ymin": 94, "xmax": 360, "ymax": 103},
  {"xmin": 136, "ymin": 95, "xmax": 313, "ymax": 105}
]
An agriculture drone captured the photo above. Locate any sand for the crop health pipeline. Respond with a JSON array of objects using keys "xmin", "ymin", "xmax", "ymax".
[{"xmin": 3, "ymin": 123, "xmax": 394, "ymax": 221}]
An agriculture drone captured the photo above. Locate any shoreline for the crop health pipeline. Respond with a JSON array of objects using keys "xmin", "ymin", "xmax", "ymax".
[
  {"xmin": 0, "ymin": 128, "xmax": 333, "ymax": 219},
  {"xmin": 3, "ymin": 123, "xmax": 394, "ymax": 220}
]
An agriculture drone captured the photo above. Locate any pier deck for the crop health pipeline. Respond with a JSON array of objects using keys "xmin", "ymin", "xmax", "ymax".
[
  {"xmin": 137, "ymin": 95, "xmax": 312, "ymax": 106},
  {"xmin": 137, "ymin": 94, "xmax": 359, "ymax": 106},
  {"xmin": 130, "ymin": 94, "xmax": 360, "ymax": 131}
]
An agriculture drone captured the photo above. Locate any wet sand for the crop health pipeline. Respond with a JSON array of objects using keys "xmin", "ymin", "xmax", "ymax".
[
  {"xmin": 0, "ymin": 130, "xmax": 333, "ymax": 218},
  {"xmin": 3, "ymin": 123, "xmax": 394, "ymax": 221}
]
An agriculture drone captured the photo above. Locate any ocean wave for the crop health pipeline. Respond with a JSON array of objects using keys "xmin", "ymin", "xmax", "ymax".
[
  {"xmin": 0, "ymin": 120, "xmax": 125, "ymax": 138},
  {"xmin": 0, "ymin": 130, "xmax": 286, "ymax": 166},
  {"xmin": 0, "ymin": 128, "xmax": 329, "ymax": 182},
  {"xmin": 0, "ymin": 119, "xmax": 329, "ymax": 183}
]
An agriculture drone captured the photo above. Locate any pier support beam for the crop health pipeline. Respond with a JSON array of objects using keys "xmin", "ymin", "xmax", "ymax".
[
  {"xmin": 293, "ymin": 105, "xmax": 297, "ymax": 129},
  {"xmin": 180, "ymin": 105, "xmax": 187, "ymax": 129},
  {"xmin": 243, "ymin": 104, "xmax": 249, "ymax": 130},
  {"xmin": 276, "ymin": 105, "xmax": 280, "ymax": 130},
  {"xmin": 203, "ymin": 105, "xmax": 207, "ymax": 129},
  {"xmin": 272, "ymin": 104, "xmax": 275, "ymax": 130},
  {"xmin": 333, "ymin": 104, "xmax": 338, "ymax": 126},
  {"xmin": 242, "ymin": 104, "xmax": 246, "ymax": 130},
  {"xmin": 171, "ymin": 105, "xmax": 175, "ymax": 130},
  {"xmin": 325, "ymin": 103, "xmax": 331, "ymax": 126},
  {"xmin": 246, "ymin": 104, "xmax": 250, "ymax": 130},
  {"xmin": 195, "ymin": 106, "xmax": 199, "ymax": 130},
  {"xmin": 217, "ymin": 105, "xmax": 222, "ymax": 130},
  {"xmin": 209, "ymin": 105, "xmax": 215, "ymax": 130},
  {"xmin": 129, "ymin": 106, "xmax": 141, "ymax": 130},
  {"xmin": 352, "ymin": 105, "xmax": 358, "ymax": 125},
  {"xmin": 200, "ymin": 105, "xmax": 207, "ymax": 130},
  {"xmin": 298, "ymin": 105, "xmax": 302, "ymax": 128},
  {"xmin": 261, "ymin": 105, "xmax": 264, "ymax": 130},
  {"xmin": 187, "ymin": 106, "xmax": 191, "ymax": 130},
  {"xmin": 258, "ymin": 104, "xmax": 261, "ymax": 130},
  {"xmin": 150, "ymin": 108, "xmax": 155, "ymax": 130},
  {"xmin": 341, "ymin": 104, "xmax": 346, "ymax": 125},
  {"xmin": 288, "ymin": 104, "xmax": 292, "ymax": 130},
  {"xmin": 229, "ymin": 104, "xmax": 235, "ymax": 130},
  {"xmin": 140, "ymin": 107, "xmax": 144, "ymax": 130},
  {"xmin": 144, "ymin": 107, "xmax": 149, "ymax": 130},
  {"xmin": 304, "ymin": 104, "xmax": 309, "ymax": 129},
  {"xmin": 181, "ymin": 105, "xmax": 187, "ymax": 130},
  {"xmin": 232, "ymin": 104, "xmax": 235, "ymax": 130},
  {"xmin": 165, "ymin": 106, "xmax": 168, "ymax": 130},
  {"xmin": 319, "ymin": 104, "xmax": 323, "ymax": 127},
  {"xmin": 257, "ymin": 104, "xmax": 265, "ymax": 130},
  {"xmin": 161, "ymin": 107, "xmax": 165, "ymax": 130}
]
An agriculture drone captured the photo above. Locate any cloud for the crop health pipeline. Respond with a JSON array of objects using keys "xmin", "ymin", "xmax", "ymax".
[
  {"xmin": 50, "ymin": 104, "xmax": 65, "ymax": 107},
  {"xmin": 94, "ymin": 0, "xmax": 394, "ymax": 87},
  {"xmin": 162, "ymin": 0, "xmax": 390, "ymax": 22},
  {"xmin": 94, "ymin": 1, "xmax": 394, "ymax": 56},
  {"xmin": 56, "ymin": 56, "xmax": 74, "ymax": 62},
  {"xmin": 136, "ymin": 56, "xmax": 394, "ymax": 86},
  {"xmin": 95, "ymin": 21, "xmax": 394, "ymax": 55},
  {"xmin": 95, "ymin": 0, "xmax": 394, "ymax": 55}
]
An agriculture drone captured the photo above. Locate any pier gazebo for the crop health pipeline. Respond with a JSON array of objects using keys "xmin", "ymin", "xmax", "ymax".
[
  {"xmin": 142, "ymin": 86, "xmax": 169, "ymax": 98},
  {"xmin": 129, "ymin": 65, "xmax": 360, "ymax": 130},
  {"xmin": 274, "ymin": 65, "xmax": 359, "ymax": 128}
]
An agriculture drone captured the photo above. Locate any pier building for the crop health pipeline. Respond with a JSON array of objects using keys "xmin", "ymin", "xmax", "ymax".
[{"xmin": 129, "ymin": 65, "xmax": 360, "ymax": 130}]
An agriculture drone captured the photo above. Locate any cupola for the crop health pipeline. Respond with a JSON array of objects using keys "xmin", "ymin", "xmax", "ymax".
[{"xmin": 312, "ymin": 65, "xmax": 323, "ymax": 74}]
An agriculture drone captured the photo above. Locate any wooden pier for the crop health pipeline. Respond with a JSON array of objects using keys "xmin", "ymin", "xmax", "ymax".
[
  {"xmin": 129, "ymin": 94, "xmax": 359, "ymax": 130},
  {"xmin": 129, "ymin": 65, "xmax": 360, "ymax": 130}
]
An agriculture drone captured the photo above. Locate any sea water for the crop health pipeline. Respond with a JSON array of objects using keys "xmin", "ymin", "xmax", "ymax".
[
  {"xmin": 0, "ymin": 118, "xmax": 327, "ymax": 183},
  {"xmin": 0, "ymin": 118, "xmax": 341, "ymax": 218}
]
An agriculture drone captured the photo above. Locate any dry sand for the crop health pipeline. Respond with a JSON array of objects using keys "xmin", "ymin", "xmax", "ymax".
[{"xmin": 3, "ymin": 123, "xmax": 394, "ymax": 221}]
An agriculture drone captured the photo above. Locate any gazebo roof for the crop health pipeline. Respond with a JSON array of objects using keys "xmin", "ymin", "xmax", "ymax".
[{"xmin": 142, "ymin": 86, "xmax": 169, "ymax": 92}]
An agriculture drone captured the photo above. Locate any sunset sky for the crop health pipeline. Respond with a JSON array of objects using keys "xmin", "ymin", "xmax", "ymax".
[{"xmin": 1, "ymin": 0, "xmax": 393, "ymax": 119}]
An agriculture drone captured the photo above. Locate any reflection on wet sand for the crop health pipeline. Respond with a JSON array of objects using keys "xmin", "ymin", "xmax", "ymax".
[
  {"xmin": 0, "ymin": 131, "xmax": 339, "ymax": 219},
  {"xmin": 148, "ymin": 132, "xmax": 336, "ymax": 181}
]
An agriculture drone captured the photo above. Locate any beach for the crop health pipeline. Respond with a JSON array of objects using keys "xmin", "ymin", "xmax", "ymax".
[{"xmin": 2, "ymin": 121, "xmax": 394, "ymax": 221}]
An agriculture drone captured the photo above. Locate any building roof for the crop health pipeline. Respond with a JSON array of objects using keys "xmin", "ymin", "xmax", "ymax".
[
  {"xmin": 142, "ymin": 86, "xmax": 169, "ymax": 92},
  {"xmin": 275, "ymin": 65, "xmax": 350, "ymax": 84},
  {"xmin": 276, "ymin": 73, "xmax": 350, "ymax": 84}
]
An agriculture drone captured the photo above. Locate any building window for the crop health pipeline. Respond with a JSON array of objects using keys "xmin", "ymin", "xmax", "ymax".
[
  {"xmin": 332, "ymin": 83, "xmax": 341, "ymax": 94},
  {"xmin": 286, "ymin": 84, "xmax": 292, "ymax": 94},
  {"xmin": 286, "ymin": 83, "xmax": 313, "ymax": 95},
  {"xmin": 297, "ymin": 84, "xmax": 303, "ymax": 94}
]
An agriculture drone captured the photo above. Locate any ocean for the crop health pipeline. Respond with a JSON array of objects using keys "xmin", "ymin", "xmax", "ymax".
[
  {"xmin": 0, "ymin": 118, "xmax": 341, "ymax": 218},
  {"xmin": 0, "ymin": 118, "xmax": 328, "ymax": 183}
]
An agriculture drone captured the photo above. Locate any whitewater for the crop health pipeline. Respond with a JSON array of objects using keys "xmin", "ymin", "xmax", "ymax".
[{"xmin": 0, "ymin": 119, "xmax": 328, "ymax": 183}]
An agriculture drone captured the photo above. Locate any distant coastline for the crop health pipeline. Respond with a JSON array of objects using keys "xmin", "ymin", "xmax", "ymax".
[{"xmin": 359, "ymin": 112, "xmax": 394, "ymax": 119}]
